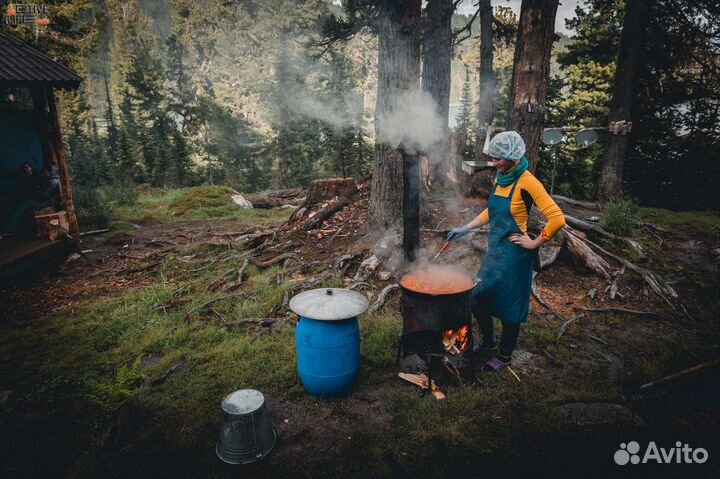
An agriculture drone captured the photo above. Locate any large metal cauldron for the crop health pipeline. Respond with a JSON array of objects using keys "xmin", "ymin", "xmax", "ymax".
[{"xmin": 399, "ymin": 265, "xmax": 475, "ymax": 333}]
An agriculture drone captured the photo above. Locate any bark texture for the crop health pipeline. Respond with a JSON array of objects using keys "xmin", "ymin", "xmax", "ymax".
[
  {"xmin": 422, "ymin": 0, "xmax": 453, "ymax": 182},
  {"xmin": 598, "ymin": 0, "xmax": 649, "ymax": 201},
  {"xmin": 370, "ymin": 0, "xmax": 422, "ymax": 230},
  {"xmin": 474, "ymin": 0, "xmax": 495, "ymax": 162},
  {"xmin": 507, "ymin": 0, "xmax": 559, "ymax": 172}
]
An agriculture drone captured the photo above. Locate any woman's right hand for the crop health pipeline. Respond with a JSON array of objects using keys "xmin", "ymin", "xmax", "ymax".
[{"xmin": 446, "ymin": 225, "xmax": 470, "ymax": 241}]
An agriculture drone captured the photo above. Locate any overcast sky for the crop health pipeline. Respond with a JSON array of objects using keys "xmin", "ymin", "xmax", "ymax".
[{"xmin": 458, "ymin": 0, "xmax": 581, "ymax": 37}]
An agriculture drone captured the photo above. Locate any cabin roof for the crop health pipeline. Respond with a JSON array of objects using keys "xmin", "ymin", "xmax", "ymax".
[{"xmin": 0, "ymin": 29, "xmax": 82, "ymax": 89}]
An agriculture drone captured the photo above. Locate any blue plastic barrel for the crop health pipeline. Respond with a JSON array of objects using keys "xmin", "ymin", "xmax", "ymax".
[{"xmin": 295, "ymin": 316, "xmax": 360, "ymax": 398}]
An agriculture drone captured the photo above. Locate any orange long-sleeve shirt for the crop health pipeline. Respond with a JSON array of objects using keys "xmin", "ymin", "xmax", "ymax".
[{"xmin": 476, "ymin": 170, "xmax": 566, "ymax": 240}]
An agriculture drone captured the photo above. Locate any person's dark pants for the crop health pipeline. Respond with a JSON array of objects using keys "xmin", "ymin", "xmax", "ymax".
[{"xmin": 475, "ymin": 309, "xmax": 521, "ymax": 360}]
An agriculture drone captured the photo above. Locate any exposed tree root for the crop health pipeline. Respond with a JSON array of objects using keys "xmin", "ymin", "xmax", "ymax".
[
  {"xmin": 556, "ymin": 314, "xmax": 586, "ymax": 343},
  {"xmin": 580, "ymin": 307, "xmax": 666, "ymax": 320},
  {"xmin": 367, "ymin": 284, "xmax": 400, "ymax": 314},
  {"xmin": 250, "ymin": 253, "xmax": 301, "ymax": 269}
]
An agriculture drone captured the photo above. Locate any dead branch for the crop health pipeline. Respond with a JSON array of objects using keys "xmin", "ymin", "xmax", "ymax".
[
  {"xmin": 304, "ymin": 196, "xmax": 353, "ymax": 230},
  {"xmin": 328, "ymin": 226, "xmax": 344, "ymax": 244},
  {"xmin": 531, "ymin": 282, "xmax": 567, "ymax": 322},
  {"xmin": 580, "ymin": 307, "xmax": 666, "ymax": 320},
  {"xmin": 79, "ymin": 228, "xmax": 110, "ymax": 236},
  {"xmin": 367, "ymin": 284, "xmax": 400, "ymax": 314}
]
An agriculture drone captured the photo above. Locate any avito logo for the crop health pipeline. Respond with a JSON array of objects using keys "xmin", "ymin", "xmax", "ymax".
[{"xmin": 614, "ymin": 441, "xmax": 709, "ymax": 465}]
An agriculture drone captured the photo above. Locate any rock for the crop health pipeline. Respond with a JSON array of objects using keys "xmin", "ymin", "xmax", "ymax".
[
  {"xmin": 554, "ymin": 402, "xmax": 644, "ymax": 428},
  {"xmin": 231, "ymin": 194, "xmax": 253, "ymax": 208}
]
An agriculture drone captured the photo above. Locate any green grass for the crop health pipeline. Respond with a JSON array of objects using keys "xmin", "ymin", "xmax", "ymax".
[
  {"xmin": 113, "ymin": 185, "xmax": 294, "ymax": 225},
  {"xmin": 638, "ymin": 207, "xmax": 720, "ymax": 240},
  {"xmin": 3, "ymin": 201, "xmax": 719, "ymax": 477},
  {"xmin": 601, "ymin": 200, "xmax": 637, "ymax": 236}
]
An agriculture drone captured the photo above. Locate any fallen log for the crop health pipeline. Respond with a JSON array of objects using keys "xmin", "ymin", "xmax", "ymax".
[
  {"xmin": 353, "ymin": 255, "xmax": 381, "ymax": 282},
  {"xmin": 567, "ymin": 229, "xmax": 678, "ymax": 307},
  {"xmin": 565, "ymin": 215, "xmax": 644, "ymax": 255},
  {"xmin": 245, "ymin": 188, "xmax": 305, "ymax": 208},
  {"xmin": 304, "ymin": 196, "xmax": 353, "ymax": 230},
  {"xmin": 564, "ymin": 230, "xmax": 612, "ymax": 280}
]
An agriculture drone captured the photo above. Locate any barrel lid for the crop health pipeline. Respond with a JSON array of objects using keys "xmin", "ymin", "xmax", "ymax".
[
  {"xmin": 289, "ymin": 288, "xmax": 369, "ymax": 321},
  {"xmin": 222, "ymin": 389, "xmax": 265, "ymax": 415}
]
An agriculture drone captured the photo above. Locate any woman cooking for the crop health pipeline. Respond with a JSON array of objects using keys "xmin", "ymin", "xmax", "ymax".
[{"xmin": 446, "ymin": 131, "xmax": 566, "ymax": 372}]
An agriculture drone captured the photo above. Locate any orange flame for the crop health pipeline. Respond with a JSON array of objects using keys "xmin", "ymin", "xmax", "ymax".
[{"xmin": 443, "ymin": 325, "xmax": 470, "ymax": 355}]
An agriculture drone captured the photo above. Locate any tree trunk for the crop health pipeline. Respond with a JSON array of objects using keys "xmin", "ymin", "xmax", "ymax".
[
  {"xmin": 473, "ymin": 0, "xmax": 495, "ymax": 162},
  {"xmin": 507, "ymin": 0, "xmax": 559, "ymax": 172},
  {"xmin": 370, "ymin": 0, "xmax": 422, "ymax": 230},
  {"xmin": 598, "ymin": 0, "xmax": 649, "ymax": 201},
  {"xmin": 422, "ymin": 0, "xmax": 453, "ymax": 183}
]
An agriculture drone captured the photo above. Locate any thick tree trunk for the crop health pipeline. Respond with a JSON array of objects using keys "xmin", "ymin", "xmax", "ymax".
[
  {"xmin": 370, "ymin": 0, "xmax": 422, "ymax": 230},
  {"xmin": 473, "ymin": 0, "xmax": 495, "ymax": 162},
  {"xmin": 598, "ymin": 0, "xmax": 649, "ymax": 201},
  {"xmin": 507, "ymin": 0, "xmax": 559, "ymax": 172},
  {"xmin": 422, "ymin": 0, "xmax": 453, "ymax": 183}
]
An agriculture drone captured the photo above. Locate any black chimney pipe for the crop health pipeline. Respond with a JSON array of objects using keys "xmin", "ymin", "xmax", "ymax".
[{"xmin": 401, "ymin": 144, "xmax": 420, "ymax": 262}]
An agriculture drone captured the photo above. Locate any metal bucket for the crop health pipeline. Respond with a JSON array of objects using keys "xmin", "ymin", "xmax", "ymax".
[{"xmin": 216, "ymin": 389, "xmax": 276, "ymax": 464}]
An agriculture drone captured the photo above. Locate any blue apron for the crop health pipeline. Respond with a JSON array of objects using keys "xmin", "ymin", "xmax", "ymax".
[{"xmin": 471, "ymin": 175, "xmax": 534, "ymax": 324}]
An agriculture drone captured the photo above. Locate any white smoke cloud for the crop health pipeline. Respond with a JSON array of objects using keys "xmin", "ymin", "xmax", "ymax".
[{"xmin": 375, "ymin": 88, "xmax": 445, "ymax": 151}]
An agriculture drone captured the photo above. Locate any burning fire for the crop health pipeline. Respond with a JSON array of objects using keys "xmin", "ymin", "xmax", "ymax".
[{"xmin": 443, "ymin": 326, "xmax": 470, "ymax": 355}]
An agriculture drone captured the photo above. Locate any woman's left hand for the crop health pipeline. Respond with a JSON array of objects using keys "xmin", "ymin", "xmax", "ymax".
[{"xmin": 509, "ymin": 233, "xmax": 540, "ymax": 250}]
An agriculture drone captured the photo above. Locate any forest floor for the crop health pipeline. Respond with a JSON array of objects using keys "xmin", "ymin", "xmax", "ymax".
[{"xmin": 1, "ymin": 185, "xmax": 719, "ymax": 479}]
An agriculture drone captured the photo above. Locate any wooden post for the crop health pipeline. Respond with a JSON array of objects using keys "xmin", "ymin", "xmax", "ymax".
[
  {"xmin": 45, "ymin": 87, "xmax": 80, "ymax": 240},
  {"xmin": 402, "ymin": 146, "xmax": 420, "ymax": 263}
]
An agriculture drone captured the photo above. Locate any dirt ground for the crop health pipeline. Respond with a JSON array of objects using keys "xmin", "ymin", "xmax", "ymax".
[{"xmin": 1, "ymin": 187, "xmax": 719, "ymax": 479}]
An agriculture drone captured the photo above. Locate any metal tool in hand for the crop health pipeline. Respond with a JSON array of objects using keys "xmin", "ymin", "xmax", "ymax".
[{"xmin": 433, "ymin": 241, "xmax": 450, "ymax": 261}]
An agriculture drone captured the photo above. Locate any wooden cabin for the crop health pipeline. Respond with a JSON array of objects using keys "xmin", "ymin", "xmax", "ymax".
[{"xmin": 0, "ymin": 29, "xmax": 82, "ymax": 277}]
